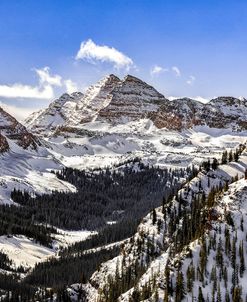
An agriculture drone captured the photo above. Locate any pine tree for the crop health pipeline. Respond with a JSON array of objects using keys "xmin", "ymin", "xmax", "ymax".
[
  {"xmin": 221, "ymin": 150, "xmax": 228, "ymax": 164},
  {"xmin": 211, "ymin": 158, "xmax": 219, "ymax": 170},
  {"xmin": 152, "ymin": 208, "xmax": 157, "ymax": 225},
  {"xmin": 198, "ymin": 286, "xmax": 205, "ymax": 302},
  {"xmin": 175, "ymin": 271, "xmax": 185, "ymax": 302},
  {"xmin": 239, "ymin": 240, "xmax": 245, "ymax": 278},
  {"xmin": 234, "ymin": 150, "xmax": 240, "ymax": 162},
  {"xmin": 232, "ymin": 286, "xmax": 242, "ymax": 302},
  {"xmin": 216, "ymin": 283, "xmax": 222, "ymax": 302},
  {"xmin": 225, "ymin": 290, "xmax": 230, "ymax": 302},
  {"xmin": 228, "ymin": 150, "xmax": 233, "ymax": 162}
]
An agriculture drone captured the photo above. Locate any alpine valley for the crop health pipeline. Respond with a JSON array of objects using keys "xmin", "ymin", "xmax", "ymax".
[{"xmin": 1, "ymin": 74, "xmax": 247, "ymax": 302}]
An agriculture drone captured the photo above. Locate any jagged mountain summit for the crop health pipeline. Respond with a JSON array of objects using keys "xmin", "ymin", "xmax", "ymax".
[
  {"xmin": 25, "ymin": 74, "xmax": 247, "ymax": 134},
  {"xmin": 25, "ymin": 74, "xmax": 168, "ymax": 133}
]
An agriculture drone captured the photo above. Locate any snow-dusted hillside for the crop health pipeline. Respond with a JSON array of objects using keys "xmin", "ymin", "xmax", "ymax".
[
  {"xmin": 0, "ymin": 228, "xmax": 95, "ymax": 278},
  {"xmin": 70, "ymin": 151, "xmax": 247, "ymax": 302},
  {"xmin": 0, "ymin": 107, "xmax": 76, "ymax": 204}
]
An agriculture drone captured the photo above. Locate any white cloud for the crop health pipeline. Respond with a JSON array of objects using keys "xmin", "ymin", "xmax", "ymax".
[
  {"xmin": 194, "ymin": 96, "xmax": 209, "ymax": 104},
  {"xmin": 35, "ymin": 67, "xmax": 62, "ymax": 87},
  {"xmin": 64, "ymin": 79, "xmax": 78, "ymax": 94},
  {"xmin": 76, "ymin": 39, "xmax": 134, "ymax": 70},
  {"xmin": 167, "ymin": 96, "xmax": 209, "ymax": 104},
  {"xmin": 150, "ymin": 65, "xmax": 168, "ymax": 77},
  {"xmin": 186, "ymin": 75, "xmax": 196, "ymax": 86},
  {"xmin": 0, "ymin": 67, "xmax": 63, "ymax": 99},
  {"xmin": 0, "ymin": 102, "xmax": 36, "ymax": 121},
  {"xmin": 0, "ymin": 84, "xmax": 54, "ymax": 99},
  {"xmin": 172, "ymin": 66, "xmax": 181, "ymax": 77}
]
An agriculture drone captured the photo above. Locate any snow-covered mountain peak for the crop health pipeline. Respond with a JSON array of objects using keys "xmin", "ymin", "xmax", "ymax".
[
  {"xmin": 118, "ymin": 74, "xmax": 165, "ymax": 100},
  {"xmin": 65, "ymin": 73, "xmax": 121, "ymax": 125},
  {"xmin": 96, "ymin": 74, "xmax": 167, "ymax": 124}
]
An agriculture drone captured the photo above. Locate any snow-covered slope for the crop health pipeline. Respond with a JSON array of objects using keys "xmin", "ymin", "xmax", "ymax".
[
  {"xmin": 0, "ymin": 229, "xmax": 95, "ymax": 271},
  {"xmin": 24, "ymin": 92, "xmax": 84, "ymax": 134},
  {"xmin": 69, "ymin": 151, "xmax": 247, "ymax": 301},
  {"xmin": 68, "ymin": 74, "xmax": 121, "ymax": 125},
  {"xmin": 0, "ymin": 107, "xmax": 76, "ymax": 204}
]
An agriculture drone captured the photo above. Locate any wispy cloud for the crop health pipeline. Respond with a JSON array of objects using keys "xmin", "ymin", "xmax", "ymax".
[
  {"xmin": 186, "ymin": 75, "xmax": 196, "ymax": 85},
  {"xmin": 150, "ymin": 65, "xmax": 168, "ymax": 77},
  {"xmin": 0, "ymin": 83, "xmax": 54, "ymax": 99},
  {"xmin": 0, "ymin": 67, "xmax": 62, "ymax": 99},
  {"xmin": 75, "ymin": 39, "xmax": 134, "ymax": 70},
  {"xmin": 172, "ymin": 66, "xmax": 181, "ymax": 77},
  {"xmin": 194, "ymin": 96, "xmax": 209, "ymax": 103},
  {"xmin": 64, "ymin": 79, "xmax": 78, "ymax": 94},
  {"xmin": 35, "ymin": 66, "xmax": 62, "ymax": 87},
  {"xmin": 0, "ymin": 67, "xmax": 78, "ymax": 99}
]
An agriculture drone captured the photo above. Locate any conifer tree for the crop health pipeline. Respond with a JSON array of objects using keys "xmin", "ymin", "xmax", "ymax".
[
  {"xmin": 198, "ymin": 286, "xmax": 205, "ymax": 302},
  {"xmin": 228, "ymin": 150, "xmax": 233, "ymax": 162},
  {"xmin": 175, "ymin": 271, "xmax": 185, "ymax": 302},
  {"xmin": 216, "ymin": 283, "xmax": 222, "ymax": 302},
  {"xmin": 152, "ymin": 208, "xmax": 157, "ymax": 225},
  {"xmin": 239, "ymin": 240, "xmax": 245, "ymax": 278},
  {"xmin": 221, "ymin": 150, "xmax": 228, "ymax": 164},
  {"xmin": 211, "ymin": 158, "xmax": 219, "ymax": 170}
]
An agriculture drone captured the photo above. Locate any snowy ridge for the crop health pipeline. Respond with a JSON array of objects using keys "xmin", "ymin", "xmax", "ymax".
[
  {"xmin": 25, "ymin": 75, "xmax": 247, "ymax": 134},
  {"xmin": 25, "ymin": 92, "xmax": 84, "ymax": 134},
  {"xmin": 67, "ymin": 74, "xmax": 121, "ymax": 124}
]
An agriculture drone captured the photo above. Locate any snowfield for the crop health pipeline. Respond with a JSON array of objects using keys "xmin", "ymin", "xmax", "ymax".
[
  {"xmin": 0, "ymin": 229, "xmax": 96, "ymax": 271},
  {"xmin": 41, "ymin": 119, "xmax": 247, "ymax": 171},
  {"xmin": 0, "ymin": 235, "xmax": 54, "ymax": 269},
  {"xmin": 0, "ymin": 138, "xmax": 76, "ymax": 204}
]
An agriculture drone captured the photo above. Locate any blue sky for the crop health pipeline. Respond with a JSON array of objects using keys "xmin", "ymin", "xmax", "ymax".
[{"xmin": 1, "ymin": 0, "xmax": 247, "ymax": 119}]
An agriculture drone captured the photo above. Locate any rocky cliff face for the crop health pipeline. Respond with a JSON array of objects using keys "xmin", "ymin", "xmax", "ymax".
[
  {"xmin": 149, "ymin": 96, "xmax": 247, "ymax": 130},
  {"xmin": 68, "ymin": 74, "xmax": 121, "ymax": 125},
  {"xmin": 97, "ymin": 75, "xmax": 167, "ymax": 123},
  {"xmin": 0, "ymin": 107, "xmax": 38, "ymax": 150},
  {"xmin": 0, "ymin": 133, "xmax": 9, "ymax": 153}
]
